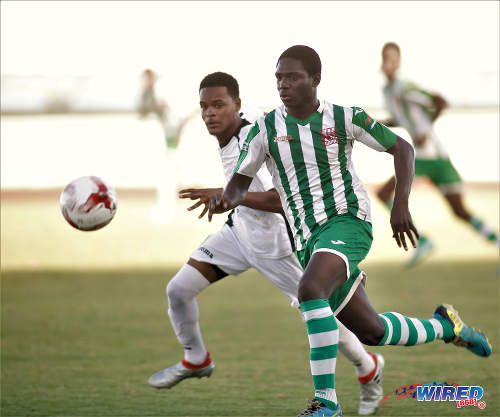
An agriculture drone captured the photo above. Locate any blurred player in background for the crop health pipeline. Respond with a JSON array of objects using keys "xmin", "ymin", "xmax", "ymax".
[
  {"xmin": 377, "ymin": 42, "xmax": 499, "ymax": 267},
  {"xmin": 208, "ymin": 46, "xmax": 491, "ymax": 417},
  {"xmin": 149, "ymin": 72, "xmax": 386, "ymax": 416},
  {"xmin": 149, "ymin": 109, "xmax": 197, "ymax": 225},
  {"xmin": 138, "ymin": 68, "xmax": 197, "ymax": 223},
  {"xmin": 139, "ymin": 69, "xmax": 168, "ymax": 128}
]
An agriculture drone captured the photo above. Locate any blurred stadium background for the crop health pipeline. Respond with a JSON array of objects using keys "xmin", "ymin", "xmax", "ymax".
[{"xmin": 1, "ymin": 1, "xmax": 498, "ymax": 416}]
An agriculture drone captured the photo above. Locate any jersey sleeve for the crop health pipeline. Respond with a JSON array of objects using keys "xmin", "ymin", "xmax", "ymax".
[
  {"xmin": 403, "ymin": 82, "xmax": 434, "ymax": 108},
  {"xmin": 402, "ymin": 82, "xmax": 435, "ymax": 138},
  {"xmin": 349, "ymin": 106, "xmax": 398, "ymax": 151},
  {"xmin": 234, "ymin": 120, "xmax": 267, "ymax": 178},
  {"xmin": 252, "ymin": 163, "xmax": 275, "ymax": 191}
]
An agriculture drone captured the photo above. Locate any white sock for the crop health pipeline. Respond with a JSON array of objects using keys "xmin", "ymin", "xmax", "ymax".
[
  {"xmin": 337, "ymin": 321, "xmax": 375, "ymax": 378},
  {"xmin": 166, "ymin": 264, "xmax": 210, "ymax": 364}
]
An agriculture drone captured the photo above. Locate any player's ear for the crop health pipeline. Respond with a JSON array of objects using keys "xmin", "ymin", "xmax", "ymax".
[
  {"xmin": 234, "ymin": 97, "xmax": 241, "ymax": 111},
  {"xmin": 312, "ymin": 73, "xmax": 321, "ymax": 87}
]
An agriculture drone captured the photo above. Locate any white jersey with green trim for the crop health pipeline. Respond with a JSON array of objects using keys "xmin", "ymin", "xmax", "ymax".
[
  {"xmin": 383, "ymin": 78, "xmax": 448, "ymax": 159},
  {"xmin": 219, "ymin": 119, "xmax": 293, "ymax": 259},
  {"xmin": 234, "ymin": 101, "xmax": 398, "ymax": 251}
]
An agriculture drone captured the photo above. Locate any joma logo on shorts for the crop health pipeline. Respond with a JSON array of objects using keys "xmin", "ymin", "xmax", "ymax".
[{"xmin": 198, "ymin": 246, "xmax": 214, "ymax": 258}]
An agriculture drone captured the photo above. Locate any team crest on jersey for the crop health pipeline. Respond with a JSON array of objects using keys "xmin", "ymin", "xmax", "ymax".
[{"xmin": 321, "ymin": 127, "xmax": 339, "ymax": 146}]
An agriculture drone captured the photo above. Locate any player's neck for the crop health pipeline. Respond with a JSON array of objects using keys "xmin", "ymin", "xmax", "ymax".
[
  {"xmin": 285, "ymin": 98, "xmax": 320, "ymax": 120},
  {"xmin": 386, "ymin": 73, "xmax": 398, "ymax": 83},
  {"xmin": 216, "ymin": 117, "xmax": 243, "ymax": 147}
]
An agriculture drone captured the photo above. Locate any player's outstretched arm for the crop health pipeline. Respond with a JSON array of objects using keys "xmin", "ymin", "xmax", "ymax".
[
  {"xmin": 207, "ymin": 173, "xmax": 252, "ymax": 221},
  {"xmin": 180, "ymin": 186, "xmax": 283, "ymax": 218},
  {"xmin": 385, "ymin": 137, "xmax": 419, "ymax": 250},
  {"xmin": 240, "ymin": 189, "xmax": 284, "ymax": 214},
  {"xmin": 179, "ymin": 187, "xmax": 223, "ymax": 219}
]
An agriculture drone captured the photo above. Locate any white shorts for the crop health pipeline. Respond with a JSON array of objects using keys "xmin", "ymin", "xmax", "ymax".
[{"xmin": 190, "ymin": 224, "xmax": 302, "ymax": 308}]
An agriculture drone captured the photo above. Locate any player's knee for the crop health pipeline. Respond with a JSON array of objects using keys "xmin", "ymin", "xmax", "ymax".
[
  {"xmin": 166, "ymin": 264, "xmax": 209, "ymax": 305},
  {"xmin": 166, "ymin": 278, "xmax": 184, "ymax": 304},
  {"xmin": 166, "ymin": 272, "xmax": 192, "ymax": 304},
  {"xmin": 298, "ymin": 280, "xmax": 322, "ymax": 302}
]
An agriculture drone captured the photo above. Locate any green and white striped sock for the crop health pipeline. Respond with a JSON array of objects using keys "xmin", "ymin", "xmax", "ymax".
[
  {"xmin": 378, "ymin": 312, "xmax": 454, "ymax": 346},
  {"xmin": 469, "ymin": 216, "xmax": 499, "ymax": 244},
  {"xmin": 301, "ymin": 299, "xmax": 339, "ymax": 410}
]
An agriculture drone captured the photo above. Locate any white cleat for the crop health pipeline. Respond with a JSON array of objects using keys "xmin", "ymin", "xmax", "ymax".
[
  {"xmin": 405, "ymin": 239, "xmax": 435, "ymax": 268},
  {"xmin": 148, "ymin": 355, "xmax": 215, "ymax": 389},
  {"xmin": 358, "ymin": 353, "xmax": 385, "ymax": 416}
]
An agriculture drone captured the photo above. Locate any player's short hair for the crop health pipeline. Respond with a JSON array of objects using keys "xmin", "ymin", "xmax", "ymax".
[
  {"xmin": 277, "ymin": 45, "xmax": 322, "ymax": 76},
  {"xmin": 382, "ymin": 42, "xmax": 400, "ymax": 56},
  {"xmin": 199, "ymin": 72, "xmax": 239, "ymax": 98}
]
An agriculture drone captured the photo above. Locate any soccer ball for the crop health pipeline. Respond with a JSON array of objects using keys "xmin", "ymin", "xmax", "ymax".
[{"xmin": 60, "ymin": 176, "xmax": 117, "ymax": 231}]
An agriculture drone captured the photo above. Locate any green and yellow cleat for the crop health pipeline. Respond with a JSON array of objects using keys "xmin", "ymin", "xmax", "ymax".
[
  {"xmin": 297, "ymin": 399, "xmax": 342, "ymax": 417},
  {"xmin": 434, "ymin": 304, "xmax": 491, "ymax": 357}
]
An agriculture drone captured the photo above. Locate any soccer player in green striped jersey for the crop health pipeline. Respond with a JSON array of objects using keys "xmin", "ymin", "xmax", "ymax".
[
  {"xmin": 377, "ymin": 42, "xmax": 499, "ymax": 267},
  {"xmin": 207, "ymin": 45, "xmax": 491, "ymax": 417},
  {"xmin": 150, "ymin": 72, "xmax": 386, "ymax": 415}
]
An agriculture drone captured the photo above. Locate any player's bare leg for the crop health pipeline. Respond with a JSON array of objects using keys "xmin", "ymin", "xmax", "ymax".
[
  {"xmin": 337, "ymin": 278, "xmax": 491, "ymax": 355},
  {"xmin": 444, "ymin": 192, "xmax": 499, "ymax": 245},
  {"xmin": 148, "ymin": 259, "xmax": 222, "ymax": 389}
]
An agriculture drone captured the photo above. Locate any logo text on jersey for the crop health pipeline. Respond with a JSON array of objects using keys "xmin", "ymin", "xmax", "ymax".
[
  {"xmin": 331, "ymin": 240, "xmax": 346, "ymax": 245},
  {"xmin": 274, "ymin": 135, "xmax": 293, "ymax": 142},
  {"xmin": 321, "ymin": 127, "xmax": 339, "ymax": 146}
]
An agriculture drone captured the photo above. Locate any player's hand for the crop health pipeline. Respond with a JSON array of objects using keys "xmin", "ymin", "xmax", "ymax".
[
  {"xmin": 207, "ymin": 193, "xmax": 230, "ymax": 222},
  {"xmin": 390, "ymin": 201, "xmax": 420, "ymax": 251},
  {"xmin": 178, "ymin": 187, "xmax": 223, "ymax": 219}
]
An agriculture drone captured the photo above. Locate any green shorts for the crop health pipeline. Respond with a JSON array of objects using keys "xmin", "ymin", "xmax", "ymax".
[
  {"xmin": 415, "ymin": 158, "xmax": 462, "ymax": 194},
  {"xmin": 296, "ymin": 213, "xmax": 373, "ymax": 314}
]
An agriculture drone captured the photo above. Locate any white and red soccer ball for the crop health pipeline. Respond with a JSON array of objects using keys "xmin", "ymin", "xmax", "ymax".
[{"xmin": 60, "ymin": 176, "xmax": 117, "ymax": 231}]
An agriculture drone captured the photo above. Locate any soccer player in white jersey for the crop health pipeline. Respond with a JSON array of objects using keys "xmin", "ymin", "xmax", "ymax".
[
  {"xmin": 207, "ymin": 46, "xmax": 491, "ymax": 417},
  {"xmin": 148, "ymin": 72, "xmax": 386, "ymax": 415},
  {"xmin": 377, "ymin": 42, "xmax": 499, "ymax": 267}
]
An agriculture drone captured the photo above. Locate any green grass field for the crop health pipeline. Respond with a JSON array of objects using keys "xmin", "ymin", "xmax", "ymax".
[
  {"xmin": 1, "ymin": 187, "xmax": 499, "ymax": 416},
  {"xmin": 2, "ymin": 262, "xmax": 499, "ymax": 417}
]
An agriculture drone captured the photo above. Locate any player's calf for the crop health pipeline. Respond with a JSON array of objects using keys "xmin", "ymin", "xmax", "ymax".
[{"xmin": 357, "ymin": 323, "xmax": 386, "ymax": 346}]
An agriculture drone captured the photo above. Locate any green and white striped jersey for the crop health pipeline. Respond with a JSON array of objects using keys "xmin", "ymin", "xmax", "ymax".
[
  {"xmin": 383, "ymin": 79, "xmax": 448, "ymax": 159},
  {"xmin": 234, "ymin": 101, "xmax": 398, "ymax": 251}
]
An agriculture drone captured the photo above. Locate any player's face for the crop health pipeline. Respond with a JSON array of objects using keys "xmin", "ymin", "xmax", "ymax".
[
  {"xmin": 275, "ymin": 58, "xmax": 319, "ymax": 109},
  {"xmin": 199, "ymin": 86, "xmax": 241, "ymax": 137},
  {"xmin": 382, "ymin": 47, "xmax": 400, "ymax": 80}
]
